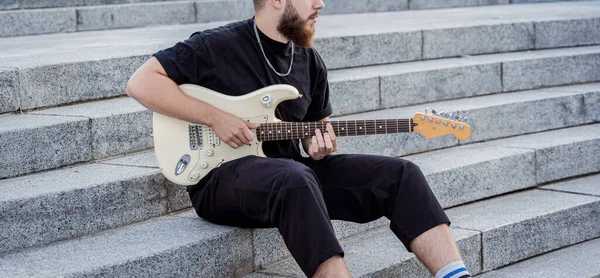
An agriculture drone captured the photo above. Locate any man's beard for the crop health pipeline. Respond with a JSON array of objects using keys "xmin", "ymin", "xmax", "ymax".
[{"xmin": 277, "ymin": 2, "xmax": 317, "ymax": 47}]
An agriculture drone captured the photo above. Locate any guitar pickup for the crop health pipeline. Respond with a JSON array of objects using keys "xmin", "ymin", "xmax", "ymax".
[
  {"xmin": 207, "ymin": 127, "xmax": 220, "ymax": 147},
  {"xmin": 188, "ymin": 124, "xmax": 203, "ymax": 150}
]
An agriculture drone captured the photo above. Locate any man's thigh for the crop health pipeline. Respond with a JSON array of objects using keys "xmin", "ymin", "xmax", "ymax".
[
  {"xmin": 192, "ymin": 155, "xmax": 311, "ymax": 228},
  {"xmin": 300, "ymin": 154, "xmax": 417, "ymax": 223}
]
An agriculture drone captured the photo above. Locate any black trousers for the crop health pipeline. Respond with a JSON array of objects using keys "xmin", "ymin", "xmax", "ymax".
[{"xmin": 188, "ymin": 154, "xmax": 450, "ymax": 277}]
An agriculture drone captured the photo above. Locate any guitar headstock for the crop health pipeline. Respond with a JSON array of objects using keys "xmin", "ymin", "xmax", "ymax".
[{"xmin": 412, "ymin": 109, "xmax": 471, "ymax": 140}]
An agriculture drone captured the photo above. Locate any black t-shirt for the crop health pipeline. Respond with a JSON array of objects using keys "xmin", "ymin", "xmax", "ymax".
[{"xmin": 153, "ymin": 18, "xmax": 332, "ymax": 158}]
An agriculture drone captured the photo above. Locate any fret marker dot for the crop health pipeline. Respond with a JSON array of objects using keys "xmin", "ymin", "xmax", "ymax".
[
  {"xmin": 278, "ymin": 131, "xmax": 281, "ymax": 133},
  {"xmin": 269, "ymin": 131, "xmax": 272, "ymax": 134},
  {"xmin": 342, "ymin": 128, "xmax": 345, "ymax": 130},
  {"xmin": 288, "ymin": 130, "xmax": 291, "ymax": 133},
  {"xmin": 359, "ymin": 127, "xmax": 362, "ymax": 129},
  {"xmin": 304, "ymin": 126, "xmax": 308, "ymax": 128},
  {"xmin": 380, "ymin": 126, "xmax": 383, "ymax": 128},
  {"xmin": 305, "ymin": 133, "xmax": 308, "ymax": 135}
]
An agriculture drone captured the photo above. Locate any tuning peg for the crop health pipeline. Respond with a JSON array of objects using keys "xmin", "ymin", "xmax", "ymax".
[
  {"xmin": 454, "ymin": 114, "xmax": 462, "ymax": 121},
  {"xmin": 439, "ymin": 111, "xmax": 445, "ymax": 117},
  {"xmin": 425, "ymin": 107, "xmax": 429, "ymax": 114},
  {"xmin": 431, "ymin": 109, "xmax": 438, "ymax": 115},
  {"xmin": 462, "ymin": 117, "xmax": 469, "ymax": 123}
]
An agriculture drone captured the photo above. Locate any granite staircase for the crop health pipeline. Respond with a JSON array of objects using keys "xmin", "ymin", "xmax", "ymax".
[{"xmin": 1, "ymin": 0, "xmax": 599, "ymax": 277}]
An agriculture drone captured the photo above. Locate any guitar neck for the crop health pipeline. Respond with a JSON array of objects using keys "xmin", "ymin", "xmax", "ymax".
[{"xmin": 256, "ymin": 119, "xmax": 414, "ymax": 142}]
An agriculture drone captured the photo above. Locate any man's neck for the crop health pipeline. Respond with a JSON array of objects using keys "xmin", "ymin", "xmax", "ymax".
[{"xmin": 255, "ymin": 13, "xmax": 290, "ymax": 44}]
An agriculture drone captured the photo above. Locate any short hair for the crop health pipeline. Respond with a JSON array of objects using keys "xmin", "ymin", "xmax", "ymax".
[{"xmin": 253, "ymin": 0, "xmax": 266, "ymax": 10}]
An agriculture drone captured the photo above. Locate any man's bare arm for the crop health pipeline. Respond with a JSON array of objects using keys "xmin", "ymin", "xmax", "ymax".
[{"xmin": 126, "ymin": 57, "xmax": 258, "ymax": 149}]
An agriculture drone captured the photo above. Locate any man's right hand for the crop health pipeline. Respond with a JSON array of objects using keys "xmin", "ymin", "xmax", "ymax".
[{"xmin": 210, "ymin": 110, "xmax": 260, "ymax": 149}]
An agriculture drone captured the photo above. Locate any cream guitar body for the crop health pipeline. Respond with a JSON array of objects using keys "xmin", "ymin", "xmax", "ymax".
[
  {"xmin": 153, "ymin": 84, "xmax": 471, "ymax": 186},
  {"xmin": 153, "ymin": 84, "xmax": 300, "ymax": 186}
]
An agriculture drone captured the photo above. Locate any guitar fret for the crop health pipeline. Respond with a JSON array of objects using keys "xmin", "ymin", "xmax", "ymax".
[
  {"xmin": 372, "ymin": 120, "xmax": 376, "ymax": 135},
  {"xmin": 385, "ymin": 119, "xmax": 389, "ymax": 134},
  {"xmin": 258, "ymin": 118, "xmax": 416, "ymax": 141}
]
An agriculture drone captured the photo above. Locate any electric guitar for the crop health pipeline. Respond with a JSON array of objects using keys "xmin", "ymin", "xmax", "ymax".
[{"xmin": 153, "ymin": 84, "xmax": 471, "ymax": 186}]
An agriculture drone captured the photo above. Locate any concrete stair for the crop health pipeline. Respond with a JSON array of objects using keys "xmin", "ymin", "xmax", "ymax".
[
  {"xmin": 2, "ymin": 1, "xmax": 600, "ymax": 113},
  {"xmin": 1, "ymin": 123, "xmax": 599, "ymax": 276},
  {"xmin": 1, "ymin": 0, "xmax": 592, "ymax": 37},
  {"xmin": 1, "ymin": 172, "xmax": 598, "ymax": 277},
  {"xmin": 1, "ymin": 1, "xmax": 599, "ymax": 277},
  {"xmin": 248, "ymin": 174, "xmax": 600, "ymax": 277},
  {"xmin": 477, "ymin": 229, "xmax": 600, "ymax": 277}
]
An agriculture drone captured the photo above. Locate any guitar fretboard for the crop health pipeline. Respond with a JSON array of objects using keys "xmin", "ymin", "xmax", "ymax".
[{"xmin": 256, "ymin": 119, "xmax": 413, "ymax": 142}]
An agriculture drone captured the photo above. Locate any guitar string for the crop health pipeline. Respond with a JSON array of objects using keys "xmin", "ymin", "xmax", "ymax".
[{"xmin": 257, "ymin": 125, "xmax": 414, "ymax": 140}]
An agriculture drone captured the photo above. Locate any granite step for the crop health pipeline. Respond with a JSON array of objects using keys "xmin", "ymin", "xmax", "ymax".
[
  {"xmin": 0, "ymin": 155, "xmax": 188, "ymax": 254},
  {"xmin": 3, "ymin": 0, "xmax": 594, "ymax": 37},
  {"xmin": 0, "ymin": 96, "xmax": 152, "ymax": 179},
  {"xmin": 1, "ymin": 169, "xmax": 598, "ymax": 278},
  {"xmin": 0, "ymin": 209, "xmax": 255, "ymax": 278},
  {"xmin": 0, "ymin": 78, "xmax": 600, "ymax": 178},
  {"xmin": 336, "ymin": 82, "xmax": 600, "ymax": 156},
  {"xmin": 0, "ymin": 0, "xmax": 188, "ymax": 10},
  {"xmin": 1, "ymin": 81, "xmax": 597, "ymax": 179},
  {"xmin": 249, "ymin": 174, "xmax": 600, "ymax": 277},
  {"xmin": 476, "ymin": 238, "xmax": 600, "ymax": 277},
  {"xmin": 331, "ymin": 47, "xmax": 600, "ymax": 116},
  {"xmin": 3, "ymin": 121, "xmax": 597, "ymax": 266},
  {"xmin": 0, "ymin": 0, "xmax": 586, "ymax": 11},
  {"xmin": 253, "ymin": 123, "xmax": 600, "ymax": 266},
  {"xmin": 2, "ymin": 1, "xmax": 600, "ymax": 112}
]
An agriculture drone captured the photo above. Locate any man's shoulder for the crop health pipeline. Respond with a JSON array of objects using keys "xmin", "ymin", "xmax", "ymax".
[{"xmin": 190, "ymin": 19, "xmax": 252, "ymax": 44}]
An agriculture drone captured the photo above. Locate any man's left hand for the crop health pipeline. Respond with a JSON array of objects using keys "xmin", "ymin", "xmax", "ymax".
[{"xmin": 307, "ymin": 123, "xmax": 338, "ymax": 160}]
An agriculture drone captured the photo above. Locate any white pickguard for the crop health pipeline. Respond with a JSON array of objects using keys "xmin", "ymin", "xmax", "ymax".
[{"xmin": 153, "ymin": 84, "xmax": 301, "ymax": 186}]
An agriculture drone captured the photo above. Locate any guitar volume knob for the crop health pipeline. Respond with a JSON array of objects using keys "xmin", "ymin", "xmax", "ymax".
[
  {"xmin": 200, "ymin": 161, "xmax": 208, "ymax": 169},
  {"xmin": 190, "ymin": 172, "xmax": 201, "ymax": 181},
  {"xmin": 205, "ymin": 149, "xmax": 214, "ymax": 156}
]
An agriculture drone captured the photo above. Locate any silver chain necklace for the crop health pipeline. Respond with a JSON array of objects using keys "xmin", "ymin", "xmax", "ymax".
[{"xmin": 253, "ymin": 20, "xmax": 294, "ymax": 77}]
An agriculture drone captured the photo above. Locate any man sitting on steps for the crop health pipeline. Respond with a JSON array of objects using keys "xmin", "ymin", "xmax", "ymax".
[{"xmin": 126, "ymin": 0, "xmax": 471, "ymax": 277}]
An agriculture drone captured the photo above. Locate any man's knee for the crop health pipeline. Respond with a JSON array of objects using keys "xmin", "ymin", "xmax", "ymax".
[{"xmin": 276, "ymin": 159, "xmax": 320, "ymax": 192}]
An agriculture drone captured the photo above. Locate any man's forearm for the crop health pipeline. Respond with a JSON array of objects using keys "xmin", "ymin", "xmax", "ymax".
[{"xmin": 126, "ymin": 66, "xmax": 221, "ymax": 126}]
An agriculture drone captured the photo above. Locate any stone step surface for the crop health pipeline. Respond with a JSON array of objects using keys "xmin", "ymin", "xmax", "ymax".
[
  {"xmin": 1, "ymin": 81, "xmax": 597, "ymax": 179},
  {"xmin": 2, "ymin": 1, "xmax": 600, "ymax": 112},
  {"xmin": 0, "ymin": 0, "xmax": 587, "ymax": 11},
  {"xmin": 256, "ymin": 123, "xmax": 600, "ymax": 266},
  {"xmin": 0, "ymin": 209, "xmax": 255, "ymax": 278},
  {"xmin": 478, "ymin": 238, "xmax": 600, "ymax": 277},
  {"xmin": 2, "ymin": 171, "xmax": 597, "ymax": 278},
  {"xmin": 330, "ymin": 47, "xmax": 600, "ymax": 116},
  {"xmin": 248, "ymin": 174, "xmax": 600, "ymax": 277},
  {"xmin": 5, "ymin": 121, "xmax": 595, "ymax": 266},
  {"xmin": 0, "ymin": 0, "xmax": 187, "ymax": 10},
  {"xmin": 0, "ymin": 158, "xmax": 187, "ymax": 254},
  {"xmin": 0, "ymin": 96, "xmax": 152, "ymax": 179},
  {"xmin": 336, "ymin": 82, "xmax": 599, "ymax": 156},
  {"xmin": 476, "ymin": 175, "xmax": 600, "ymax": 277},
  {"xmin": 2, "ymin": 0, "xmax": 594, "ymax": 37},
  {"xmin": 248, "ymin": 227, "xmax": 482, "ymax": 278}
]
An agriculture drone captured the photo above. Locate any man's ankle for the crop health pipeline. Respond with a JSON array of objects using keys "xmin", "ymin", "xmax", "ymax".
[{"xmin": 435, "ymin": 261, "xmax": 470, "ymax": 278}]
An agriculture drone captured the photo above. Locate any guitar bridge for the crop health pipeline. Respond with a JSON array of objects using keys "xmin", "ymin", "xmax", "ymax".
[{"xmin": 189, "ymin": 124, "xmax": 203, "ymax": 150}]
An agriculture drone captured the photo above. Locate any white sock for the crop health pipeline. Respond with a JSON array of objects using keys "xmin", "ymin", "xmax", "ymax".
[{"xmin": 434, "ymin": 261, "xmax": 470, "ymax": 278}]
